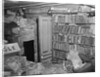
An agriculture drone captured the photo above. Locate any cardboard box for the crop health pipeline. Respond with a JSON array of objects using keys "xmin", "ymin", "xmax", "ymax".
[{"xmin": 4, "ymin": 43, "xmax": 20, "ymax": 54}]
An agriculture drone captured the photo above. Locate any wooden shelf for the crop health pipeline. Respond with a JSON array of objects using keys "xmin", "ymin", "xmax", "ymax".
[
  {"xmin": 77, "ymin": 44, "xmax": 95, "ymax": 47},
  {"xmin": 52, "ymin": 57, "xmax": 65, "ymax": 60},
  {"xmin": 52, "ymin": 40, "xmax": 95, "ymax": 47},
  {"xmin": 76, "ymin": 23, "xmax": 95, "ymax": 25},
  {"xmin": 68, "ymin": 33, "xmax": 95, "ymax": 37},
  {"xmin": 53, "ymin": 31, "xmax": 95, "ymax": 37},
  {"xmin": 53, "ymin": 48, "xmax": 69, "ymax": 52},
  {"xmin": 52, "ymin": 40, "xmax": 66, "ymax": 43},
  {"xmin": 54, "ymin": 22, "xmax": 95, "ymax": 25},
  {"xmin": 52, "ymin": 14, "xmax": 95, "ymax": 62}
]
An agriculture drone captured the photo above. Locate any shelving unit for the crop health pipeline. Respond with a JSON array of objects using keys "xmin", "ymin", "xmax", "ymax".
[{"xmin": 52, "ymin": 12, "xmax": 95, "ymax": 63}]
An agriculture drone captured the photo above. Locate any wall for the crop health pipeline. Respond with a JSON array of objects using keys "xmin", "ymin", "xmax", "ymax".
[{"xmin": 22, "ymin": 4, "xmax": 95, "ymax": 64}]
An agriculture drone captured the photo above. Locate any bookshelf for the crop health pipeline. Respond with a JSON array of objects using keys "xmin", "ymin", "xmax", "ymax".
[{"xmin": 52, "ymin": 13, "xmax": 95, "ymax": 63}]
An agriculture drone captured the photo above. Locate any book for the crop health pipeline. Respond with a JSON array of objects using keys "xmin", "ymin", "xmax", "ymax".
[{"xmin": 57, "ymin": 15, "xmax": 66, "ymax": 23}]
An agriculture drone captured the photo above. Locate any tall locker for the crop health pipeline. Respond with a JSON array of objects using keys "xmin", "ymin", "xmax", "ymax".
[{"xmin": 38, "ymin": 16, "xmax": 52, "ymax": 63}]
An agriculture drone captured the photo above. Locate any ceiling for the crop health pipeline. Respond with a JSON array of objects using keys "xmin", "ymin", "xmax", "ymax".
[
  {"xmin": 4, "ymin": 0, "xmax": 60, "ymax": 9},
  {"xmin": 4, "ymin": 0, "xmax": 95, "ymax": 10}
]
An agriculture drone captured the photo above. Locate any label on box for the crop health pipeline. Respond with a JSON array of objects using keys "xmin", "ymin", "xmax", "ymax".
[{"xmin": 4, "ymin": 43, "xmax": 20, "ymax": 54}]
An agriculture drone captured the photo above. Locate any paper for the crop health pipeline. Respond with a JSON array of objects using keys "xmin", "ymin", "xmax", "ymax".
[{"xmin": 67, "ymin": 50, "xmax": 83, "ymax": 69}]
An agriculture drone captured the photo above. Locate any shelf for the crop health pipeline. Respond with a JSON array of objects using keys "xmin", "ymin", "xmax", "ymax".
[
  {"xmin": 76, "ymin": 23, "xmax": 95, "ymax": 25},
  {"xmin": 52, "ymin": 40, "xmax": 75, "ymax": 45},
  {"xmin": 69, "ymin": 33, "xmax": 95, "ymax": 37},
  {"xmin": 53, "ymin": 48, "xmax": 69, "ymax": 52},
  {"xmin": 52, "ymin": 40, "xmax": 66, "ymax": 43},
  {"xmin": 54, "ymin": 22, "xmax": 95, "ymax": 25},
  {"xmin": 52, "ymin": 40, "xmax": 76, "ymax": 45},
  {"xmin": 53, "ymin": 32, "xmax": 95, "ymax": 37},
  {"xmin": 52, "ymin": 40, "xmax": 95, "ymax": 47},
  {"xmin": 77, "ymin": 44, "xmax": 95, "ymax": 47},
  {"xmin": 52, "ymin": 57, "xmax": 65, "ymax": 60}
]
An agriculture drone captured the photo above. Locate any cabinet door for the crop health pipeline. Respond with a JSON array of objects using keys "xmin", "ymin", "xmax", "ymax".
[{"xmin": 38, "ymin": 16, "xmax": 52, "ymax": 61}]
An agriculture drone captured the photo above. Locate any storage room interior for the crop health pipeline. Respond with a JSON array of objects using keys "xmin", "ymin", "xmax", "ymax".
[{"xmin": 3, "ymin": 0, "xmax": 95, "ymax": 76}]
